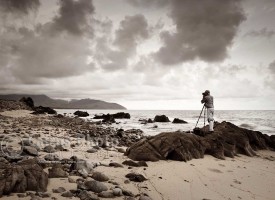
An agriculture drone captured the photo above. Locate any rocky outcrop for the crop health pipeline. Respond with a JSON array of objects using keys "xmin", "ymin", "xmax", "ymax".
[
  {"xmin": 74, "ymin": 110, "xmax": 89, "ymax": 117},
  {"xmin": 172, "ymin": 118, "xmax": 187, "ymax": 124},
  {"xmin": 125, "ymin": 121, "xmax": 275, "ymax": 161},
  {"xmin": 0, "ymin": 99, "xmax": 31, "ymax": 112},
  {"xmin": 0, "ymin": 159, "xmax": 48, "ymax": 197},
  {"xmin": 32, "ymin": 106, "xmax": 57, "ymax": 115},
  {"xmin": 153, "ymin": 115, "xmax": 170, "ymax": 122},
  {"xmin": 19, "ymin": 97, "xmax": 34, "ymax": 108},
  {"xmin": 93, "ymin": 112, "xmax": 130, "ymax": 121}
]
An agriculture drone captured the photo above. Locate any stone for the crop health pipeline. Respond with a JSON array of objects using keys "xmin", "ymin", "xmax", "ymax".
[
  {"xmin": 139, "ymin": 195, "xmax": 153, "ymax": 200},
  {"xmin": 32, "ymin": 106, "xmax": 57, "ymax": 115},
  {"xmin": 48, "ymin": 165, "xmax": 67, "ymax": 178},
  {"xmin": 91, "ymin": 172, "xmax": 109, "ymax": 182},
  {"xmin": 126, "ymin": 121, "xmax": 275, "ymax": 162},
  {"xmin": 23, "ymin": 146, "xmax": 38, "ymax": 156},
  {"xmin": 52, "ymin": 187, "xmax": 66, "ymax": 193},
  {"xmin": 44, "ymin": 154, "xmax": 59, "ymax": 161},
  {"xmin": 98, "ymin": 191, "xmax": 115, "ymax": 198},
  {"xmin": 125, "ymin": 173, "xmax": 147, "ymax": 182},
  {"xmin": 172, "ymin": 118, "xmax": 188, "ymax": 124},
  {"xmin": 87, "ymin": 148, "xmax": 98, "ymax": 153},
  {"xmin": 43, "ymin": 145, "xmax": 56, "ymax": 153},
  {"xmin": 84, "ymin": 180, "xmax": 108, "ymax": 193},
  {"xmin": 122, "ymin": 188, "xmax": 134, "ymax": 196},
  {"xmin": 153, "ymin": 115, "xmax": 170, "ymax": 122},
  {"xmin": 55, "ymin": 144, "xmax": 64, "ymax": 151},
  {"xmin": 74, "ymin": 111, "xmax": 89, "ymax": 117},
  {"xmin": 122, "ymin": 160, "xmax": 139, "ymax": 167},
  {"xmin": 109, "ymin": 162, "xmax": 123, "ymax": 168},
  {"xmin": 77, "ymin": 190, "xmax": 99, "ymax": 200},
  {"xmin": 112, "ymin": 188, "xmax": 123, "ymax": 196},
  {"xmin": 61, "ymin": 191, "xmax": 73, "ymax": 197},
  {"xmin": 0, "ymin": 159, "xmax": 48, "ymax": 197}
]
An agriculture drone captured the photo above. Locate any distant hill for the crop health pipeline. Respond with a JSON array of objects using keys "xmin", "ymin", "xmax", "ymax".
[{"xmin": 0, "ymin": 94, "xmax": 126, "ymax": 110}]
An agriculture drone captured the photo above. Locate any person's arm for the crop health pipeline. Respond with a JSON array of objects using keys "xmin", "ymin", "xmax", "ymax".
[{"xmin": 201, "ymin": 96, "xmax": 206, "ymax": 104}]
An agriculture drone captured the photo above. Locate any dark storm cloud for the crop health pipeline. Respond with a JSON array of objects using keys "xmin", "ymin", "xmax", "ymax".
[
  {"xmin": 129, "ymin": 0, "xmax": 245, "ymax": 65},
  {"xmin": 0, "ymin": 0, "xmax": 40, "ymax": 15},
  {"xmin": 0, "ymin": 0, "xmax": 95, "ymax": 84},
  {"xmin": 52, "ymin": 0, "xmax": 95, "ymax": 36},
  {"xmin": 96, "ymin": 14, "xmax": 150, "ymax": 71},
  {"xmin": 244, "ymin": 28, "xmax": 275, "ymax": 39},
  {"xmin": 125, "ymin": 0, "xmax": 167, "ymax": 8}
]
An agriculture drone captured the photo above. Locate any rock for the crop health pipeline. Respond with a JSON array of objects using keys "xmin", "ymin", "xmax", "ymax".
[
  {"xmin": 32, "ymin": 106, "xmax": 57, "ymax": 115},
  {"xmin": 78, "ymin": 190, "xmax": 99, "ymax": 200},
  {"xmin": 84, "ymin": 180, "xmax": 108, "ymax": 193},
  {"xmin": 91, "ymin": 172, "xmax": 109, "ymax": 182},
  {"xmin": 44, "ymin": 154, "xmax": 59, "ymax": 161},
  {"xmin": 87, "ymin": 148, "xmax": 98, "ymax": 153},
  {"xmin": 52, "ymin": 187, "xmax": 66, "ymax": 193},
  {"xmin": 20, "ymin": 97, "xmax": 34, "ymax": 108},
  {"xmin": 126, "ymin": 121, "xmax": 275, "ymax": 162},
  {"xmin": 109, "ymin": 162, "xmax": 123, "ymax": 168},
  {"xmin": 122, "ymin": 160, "xmax": 139, "ymax": 167},
  {"xmin": 0, "ymin": 159, "xmax": 48, "ymax": 197},
  {"xmin": 116, "ymin": 148, "xmax": 126, "ymax": 153},
  {"xmin": 23, "ymin": 146, "xmax": 38, "ymax": 156},
  {"xmin": 112, "ymin": 112, "xmax": 131, "ymax": 119},
  {"xmin": 17, "ymin": 193, "xmax": 27, "ymax": 198},
  {"xmin": 43, "ymin": 145, "xmax": 56, "ymax": 153},
  {"xmin": 55, "ymin": 144, "xmax": 64, "ymax": 151},
  {"xmin": 48, "ymin": 164, "xmax": 67, "ymax": 178},
  {"xmin": 172, "ymin": 118, "xmax": 188, "ymax": 124},
  {"xmin": 74, "ymin": 111, "xmax": 89, "ymax": 117},
  {"xmin": 154, "ymin": 115, "xmax": 170, "ymax": 122},
  {"xmin": 122, "ymin": 188, "xmax": 134, "ymax": 196},
  {"xmin": 68, "ymin": 177, "xmax": 77, "ymax": 183},
  {"xmin": 98, "ymin": 191, "xmax": 115, "ymax": 198},
  {"xmin": 61, "ymin": 191, "xmax": 73, "ymax": 197},
  {"xmin": 147, "ymin": 118, "xmax": 153, "ymax": 123},
  {"xmin": 112, "ymin": 188, "xmax": 123, "ymax": 196},
  {"xmin": 125, "ymin": 173, "xmax": 147, "ymax": 182},
  {"xmin": 139, "ymin": 195, "xmax": 152, "ymax": 200},
  {"xmin": 69, "ymin": 156, "xmax": 95, "ymax": 174}
]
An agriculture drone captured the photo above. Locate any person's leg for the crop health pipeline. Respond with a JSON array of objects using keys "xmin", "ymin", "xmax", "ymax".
[{"xmin": 207, "ymin": 108, "xmax": 214, "ymax": 132}]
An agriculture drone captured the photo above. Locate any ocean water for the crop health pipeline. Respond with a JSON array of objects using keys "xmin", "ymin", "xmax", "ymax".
[{"xmin": 56, "ymin": 109, "xmax": 275, "ymax": 136}]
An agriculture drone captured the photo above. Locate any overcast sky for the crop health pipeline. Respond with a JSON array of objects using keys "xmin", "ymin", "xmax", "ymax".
[{"xmin": 0, "ymin": 0, "xmax": 275, "ymax": 110}]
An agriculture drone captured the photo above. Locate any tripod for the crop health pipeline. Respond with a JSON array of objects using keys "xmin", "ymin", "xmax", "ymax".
[{"xmin": 194, "ymin": 105, "xmax": 205, "ymax": 129}]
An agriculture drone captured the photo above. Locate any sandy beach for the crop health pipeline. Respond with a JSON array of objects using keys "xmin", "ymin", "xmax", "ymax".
[{"xmin": 0, "ymin": 109, "xmax": 275, "ymax": 200}]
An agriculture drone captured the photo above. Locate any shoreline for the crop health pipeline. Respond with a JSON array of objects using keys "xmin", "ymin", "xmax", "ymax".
[{"xmin": 0, "ymin": 110, "xmax": 275, "ymax": 200}]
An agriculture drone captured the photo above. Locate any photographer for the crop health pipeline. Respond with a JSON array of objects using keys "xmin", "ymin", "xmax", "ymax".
[{"xmin": 201, "ymin": 90, "xmax": 214, "ymax": 133}]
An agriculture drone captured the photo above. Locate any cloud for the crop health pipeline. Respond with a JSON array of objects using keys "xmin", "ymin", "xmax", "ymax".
[
  {"xmin": 125, "ymin": 0, "xmax": 168, "ymax": 8},
  {"xmin": 150, "ymin": 0, "xmax": 246, "ymax": 65},
  {"xmin": 52, "ymin": 0, "xmax": 95, "ymax": 36},
  {"xmin": 0, "ymin": 0, "xmax": 40, "ymax": 15},
  {"xmin": 95, "ymin": 14, "xmax": 150, "ymax": 71},
  {"xmin": 244, "ymin": 28, "xmax": 275, "ymax": 39},
  {"xmin": 269, "ymin": 60, "xmax": 275, "ymax": 74}
]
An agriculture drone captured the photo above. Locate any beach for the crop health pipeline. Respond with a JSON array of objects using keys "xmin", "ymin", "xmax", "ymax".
[{"xmin": 0, "ymin": 108, "xmax": 275, "ymax": 200}]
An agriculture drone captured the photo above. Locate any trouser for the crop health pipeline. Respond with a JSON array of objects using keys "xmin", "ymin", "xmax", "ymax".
[{"xmin": 207, "ymin": 108, "xmax": 214, "ymax": 131}]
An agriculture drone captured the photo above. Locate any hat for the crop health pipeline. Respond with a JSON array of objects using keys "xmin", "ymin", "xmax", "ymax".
[{"xmin": 202, "ymin": 90, "xmax": 210, "ymax": 95}]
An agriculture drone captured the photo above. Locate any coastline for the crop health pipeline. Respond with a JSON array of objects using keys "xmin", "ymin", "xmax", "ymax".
[{"xmin": 0, "ymin": 110, "xmax": 275, "ymax": 200}]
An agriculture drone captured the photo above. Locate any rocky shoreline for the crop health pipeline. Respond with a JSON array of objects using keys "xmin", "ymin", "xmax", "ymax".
[{"xmin": 0, "ymin": 99, "xmax": 275, "ymax": 200}]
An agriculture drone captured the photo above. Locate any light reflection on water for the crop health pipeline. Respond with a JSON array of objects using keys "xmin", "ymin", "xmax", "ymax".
[{"xmin": 56, "ymin": 109, "xmax": 275, "ymax": 136}]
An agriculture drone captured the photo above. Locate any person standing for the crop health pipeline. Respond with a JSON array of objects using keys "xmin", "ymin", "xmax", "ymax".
[{"xmin": 201, "ymin": 90, "xmax": 214, "ymax": 132}]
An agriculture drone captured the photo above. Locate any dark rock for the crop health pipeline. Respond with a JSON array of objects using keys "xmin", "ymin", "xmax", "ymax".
[
  {"xmin": 121, "ymin": 188, "xmax": 134, "ymax": 196},
  {"xmin": 52, "ymin": 187, "xmax": 66, "ymax": 193},
  {"xmin": 122, "ymin": 160, "xmax": 139, "ymax": 167},
  {"xmin": 91, "ymin": 172, "xmax": 109, "ymax": 182},
  {"xmin": 84, "ymin": 180, "xmax": 108, "ymax": 193},
  {"xmin": 172, "ymin": 118, "xmax": 188, "ymax": 124},
  {"xmin": 32, "ymin": 106, "xmax": 57, "ymax": 115},
  {"xmin": 74, "ymin": 111, "xmax": 89, "ymax": 117},
  {"xmin": 125, "ymin": 173, "xmax": 147, "ymax": 182},
  {"xmin": 48, "ymin": 164, "xmax": 67, "ymax": 178},
  {"xmin": 154, "ymin": 115, "xmax": 170, "ymax": 122},
  {"xmin": 43, "ymin": 145, "xmax": 56, "ymax": 153},
  {"xmin": 20, "ymin": 97, "xmax": 34, "ymax": 108},
  {"xmin": 126, "ymin": 121, "xmax": 275, "ymax": 162},
  {"xmin": 87, "ymin": 148, "xmax": 98, "ymax": 153},
  {"xmin": 0, "ymin": 159, "xmax": 48, "ymax": 197},
  {"xmin": 23, "ymin": 146, "xmax": 38, "ymax": 156},
  {"xmin": 147, "ymin": 118, "xmax": 153, "ymax": 123},
  {"xmin": 44, "ymin": 154, "xmax": 59, "ymax": 161},
  {"xmin": 77, "ymin": 190, "xmax": 99, "ymax": 200},
  {"xmin": 112, "ymin": 112, "xmax": 131, "ymax": 119},
  {"xmin": 98, "ymin": 191, "xmax": 115, "ymax": 198},
  {"xmin": 109, "ymin": 162, "xmax": 123, "ymax": 168},
  {"xmin": 61, "ymin": 191, "xmax": 73, "ymax": 197}
]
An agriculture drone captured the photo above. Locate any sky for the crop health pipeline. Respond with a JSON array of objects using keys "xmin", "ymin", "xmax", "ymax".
[{"xmin": 0, "ymin": 0, "xmax": 275, "ymax": 110}]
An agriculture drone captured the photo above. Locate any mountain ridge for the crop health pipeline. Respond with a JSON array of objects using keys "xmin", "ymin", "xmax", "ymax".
[{"xmin": 0, "ymin": 94, "xmax": 126, "ymax": 110}]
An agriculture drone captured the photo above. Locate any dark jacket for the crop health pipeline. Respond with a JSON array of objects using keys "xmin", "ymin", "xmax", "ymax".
[{"xmin": 201, "ymin": 95, "xmax": 214, "ymax": 108}]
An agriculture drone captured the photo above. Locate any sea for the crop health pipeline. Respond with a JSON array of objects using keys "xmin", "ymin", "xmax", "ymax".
[{"xmin": 56, "ymin": 109, "xmax": 275, "ymax": 136}]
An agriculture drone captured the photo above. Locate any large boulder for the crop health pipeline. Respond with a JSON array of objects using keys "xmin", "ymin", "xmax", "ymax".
[
  {"xmin": 19, "ymin": 97, "xmax": 34, "ymax": 108},
  {"xmin": 0, "ymin": 159, "xmax": 48, "ymax": 197},
  {"xmin": 32, "ymin": 106, "xmax": 57, "ymax": 115},
  {"xmin": 125, "ymin": 121, "xmax": 275, "ymax": 161},
  {"xmin": 74, "ymin": 110, "xmax": 89, "ymax": 117},
  {"xmin": 154, "ymin": 115, "xmax": 170, "ymax": 122},
  {"xmin": 172, "ymin": 118, "xmax": 187, "ymax": 124},
  {"xmin": 113, "ymin": 112, "xmax": 131, "ymax": 119}
]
